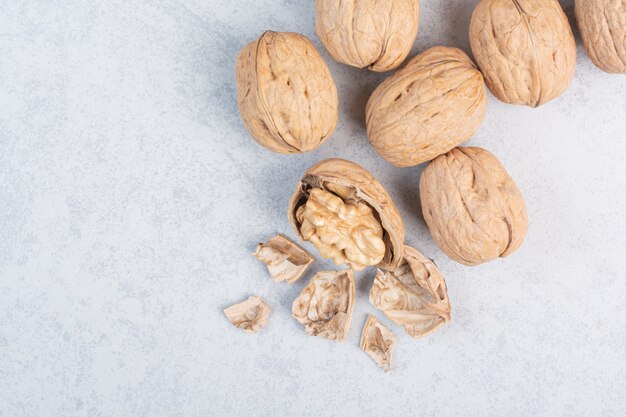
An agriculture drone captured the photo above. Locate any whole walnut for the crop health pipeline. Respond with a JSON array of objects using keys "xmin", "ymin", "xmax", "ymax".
[
  {"xmin": 316, "ymin": 0, "xmax": 420, "ymax": 72},
  {"xmin": 366, "ymin": 46, "xmax": 487, "ymax": 167},
  {"xmin": 419, "ymin": 147, "xmax": 528, "ymax": 266},
  {"xmin": 289, "ymin": 158, "xmax": 405, "ymax": 271},
  {"xmin": 236, "ymin": 31, "xmax": 338, "ymax": 154},
  {"xmin": 575, "ymin": 0, "xmax": 626, "ymax": 74},
  {"xmin": 469, "ymin": 0, "xmax": 576, "ymax": 107}
]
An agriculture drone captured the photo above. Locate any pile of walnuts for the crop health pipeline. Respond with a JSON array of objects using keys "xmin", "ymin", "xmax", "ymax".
[{"xmin": 227, "ymin": 0, "xmax": 626, "ymax": 370}]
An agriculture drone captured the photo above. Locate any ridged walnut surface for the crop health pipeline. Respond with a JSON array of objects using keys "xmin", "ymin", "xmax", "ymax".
[
  {"xmin": 420, "ymin": 147, "xmax": 528, "ymax": 266},
  {"xmin": 366, "ymin": 46, "xmax": 487, "ymax": 167},
  {"xmin": 369, "ymin": 246, "xmax": 450, "ymax": 338},
  {"xmin": 223, "ymin": 296, "xmax": 271, "ymax": 333},
  {"xmin": 316, "ymin": 0, "xmax": 420, "ymax": 72},
  {"xmin": 253, "ymin": 234, "xmax": 314, "ymax": 284},
  {"xmin": 359, "ymin": 315, "xmax": 396, "ymax": 371},
  {"xmin": 469, "ymin": 0, "xmax": 576, "ymax": 107},
  {"xmin": 575, "ymin": 0, "xmax": 626, "ymax": 74},
  {"xmin": 292, "ymin": 270, "xmax": 355, "ymax": 341},
  {"xmin": 236, "ymin": 31, "xmax": 338, "ymax": 154},
  {"xmin": 296, "ymin": 188, "xmax": 386, "ymax": 270},
  {"xmin": 288, "ymin": 158, "xmax": 405, "ymax": 271}
]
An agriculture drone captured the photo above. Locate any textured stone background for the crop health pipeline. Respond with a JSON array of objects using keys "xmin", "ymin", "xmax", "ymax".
[{"xmin": 1, "ymin": 1, "xmax": 625, "ymax": 416}]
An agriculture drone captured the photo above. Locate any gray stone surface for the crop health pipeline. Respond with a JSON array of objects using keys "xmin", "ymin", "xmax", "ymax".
[{"xmin": 1, "ymin": 1, "xmax": 625, "ymax": 416}]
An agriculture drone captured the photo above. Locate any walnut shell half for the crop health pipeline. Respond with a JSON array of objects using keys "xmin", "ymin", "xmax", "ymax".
[
  {"xmin": 288, "ymin": 158, "xmax": 405, "ymax": 271},
  {"xmin": 366, "ymin": 46, "xmax": 487, "ymax": 167},
  {"xmin": 292, "ymin": 269, "xmax": 355, "ymax": 341},
  {"xmin": 469, "ymin": 0, "xmax": 576, "ymax": 107},
  {"xmin": 369, "ymin": 245, "xmax": 450, "ymax": 338},
  {"xmin": 236, "ymin": 31, "xmax": 339, "ymax": 154},
  {"xmin": 419, "ymin": 147, "xmax": 528, "ymax": 266},
  {"xmin": 316, "ymin": 0, "xmax": 420, "ymax": 72},
  {"xmin": 575, "ymin": 0, "xmax": 626, "ymax": 74}
]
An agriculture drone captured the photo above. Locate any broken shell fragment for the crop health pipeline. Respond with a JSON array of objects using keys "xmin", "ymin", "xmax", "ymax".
[
  {"xmin": 253, "ymin": 234, "xmax": 314, "ymax": 284},
  {"xmin": 224, "ymin": 296, "xmax": 271, "ymax": 333},
  {"xmin": 292, "ymin": 269, "xmax": 355, "ymax": 341},
  {"xmin": 369, "ymin": 246, "xmax": 450, "ymax": 338},
  {"xmin": 360, "ymin": 315, "xmax": 396, "ymax": 372},
  {"xmin": 288, "ymin": 158, "xmax": 405, "ymax": 271}
]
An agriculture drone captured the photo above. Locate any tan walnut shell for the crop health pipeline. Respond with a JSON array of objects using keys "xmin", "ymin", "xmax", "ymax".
[
  {"xmin": 253, "ymin": 234, "xmax": 314, "ymax": 284},
  {"xmin": 316, "ymin": 0, "xmax": 420, "ymax": 72},
  {"xmin": 360, "ymin": 315, "xmax": 396, "ymax": 371},
  {"xmin": 575, "ymin": 0, "xmax": 626, "ymax": 74},
  {"xmin": 224, "ymin": 296, "xmax": 271, "ymax": 333},
  {"xmin": 369, "ymin": 245, "xmax": 450, "ymax": 338},
  {"xmin": 419, "ymin": 147, "xmax": 528, "ymax": 266},
  {"xmin": 292, "ymin": 270, "xmax": 355, "ymax": 341},
  {"xmin": 288, "ymin": 158, "xmax": 405, "ymax": 271},
  {"xmin": 366, "ymin": 46, "xmax": 487, "ymax": 167},
  {"xmin": 469, "ymin": 0, "xmax": 576, "ymax": 107},
  {"xmin": 236, "ymin": 31, "xmax": 338, "ymax": 154}
]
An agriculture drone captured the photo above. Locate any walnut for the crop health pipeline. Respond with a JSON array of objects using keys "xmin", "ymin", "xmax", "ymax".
[
  {"xmin": 370, "ymin": 246, "xmax": 450, "ymax": 338},
  {"xmin": 253, "ymin": 234, "xmax": 314, "ymax": 284},
  {"xmin": 296, "ymin": 189, "xmax": 385, "ymax": 270},
  {"xmin": 288, "ymin": 158, "xmax": 405, "ymax": 271},
  {"xmin": 365, "ymin": 46, "xmax": 487, "ymax": 167},
  {"xmin": 292, "ymin": 270, "xmax": 355, "ymax": 341},
  {"xmin": 315, "ymin": 0, "xmax": 420, "ymax": 72},
  {"xmin": 236, "ymin": 31, "xmax": 338, "ymax": 154},
  {"xmin": 575, "ymin": 0, "xmax": 626, "ymax": 74},
  {"xmin": 359, "ymin": 315, "xmax": 397, "ymax": 371},
  {"xmin": 469, "ymin": 0, "xmax": 577, "ymax": 107},
  {"xmin": 419, "ymin": 147, "xmax": 528, "ymax": 266},
  {"xmin": 223, "ymin": 296, "xmax": 271, "ymax": 333}
]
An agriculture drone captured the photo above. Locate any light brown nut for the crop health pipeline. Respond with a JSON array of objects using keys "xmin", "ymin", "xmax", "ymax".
[
  {"xmin": 370, "ymin": 245, "xmax": 450, "ymax": 338},
  {"xmin": 288, "ymin": 158, "xmax": 405, "ymax": 271},
  {"xmin": 419, "ymin": 147, "xmax": 528, "ymax": 266},
  {"xmin": 365, "ymin": 46, "xmax": 487, "ymax": 167},
  {"xmin": 292, "ymin": 270, "xmax": 355, "ymax": 341},
  {"xmin": 469, "ymin": 0, "xmax": 576, "ymax": 107},
  {"xmin": 236, "ymin": 31, "xmax": 338, "ymax": 154},
  {"xmin": 296, "ymin": 188, "xmax": 386, "ymax": 270},
  {"xmin": 360, "ymin": 315, "xmax": 396, "ymax": 371},
  {"xmin": 316, "ymin": 0, "xmax": 420, "ymax": 72},
  {"xmin": 575, "ymin": 0, "xmax": 626, "ymax": 74},
  {"xmin": 224, "ymin": 296, "xmax": 271, "ymax": 333},
  {"xmin": 253, "ymin": 234, "xmax": 314, "ymax": 284}
]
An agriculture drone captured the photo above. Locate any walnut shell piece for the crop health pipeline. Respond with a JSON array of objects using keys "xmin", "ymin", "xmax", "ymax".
[
  {"xmin": 315, "ymin": 0, "xmax": 420, "ymax": 72},
  {"xmin": 575, "ymin": 0, "xmax": 626, "ymax": 74},
  {"xmin": 369, "ymin": 246, "xmax": 450, "ymax": 338},
  {"xmin": 288, "ymin": 158, "xmax": 405, "ymax": 271},
  {"xmin": 236, "ymin": 31, "xmax": 338, "ymax": 154},
  {"xmin": 419, "ymin": 147, "xmax": 528, "ymax": 266},
  {"xmin": 292, "ymin": 270, "xmax": 355, "ymax": 341},
  {"xmin": 360, "ymin": 315, "xmax": 397, "ymax": 372},
  {"xmin": 365, "ymin": 46, "xmax": 487, "ymax": 167},
  {"xmin": 469, "ymin": 0, "xmax": 576, "ymax": 107},
  {"xmin": 224, "ymin": 296, "xmax": 271, "ymax": 333},
  {"xmin": 253, "ymin": 234, "xmax": 314, "ymax": 284}
]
